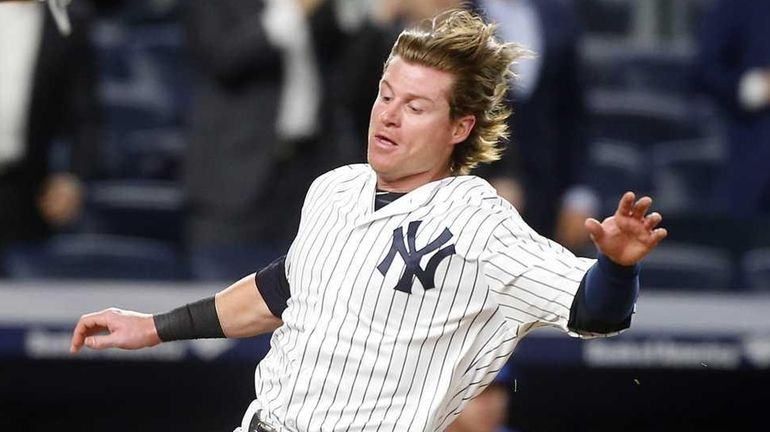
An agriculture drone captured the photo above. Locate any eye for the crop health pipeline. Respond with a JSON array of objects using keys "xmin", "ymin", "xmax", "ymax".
[{"xmin": 407, "ymin": 104, "xmax": 423, "ymax": 114}]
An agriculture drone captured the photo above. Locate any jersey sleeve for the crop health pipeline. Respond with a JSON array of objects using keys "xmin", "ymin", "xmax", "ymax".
[
  {"xmin": 263, "ymin": 169, "xmax": 332, "ymax": 317},
  {"xmin": 284, "ymin": 167, "xmax": 337, "ymax": 275},
  {"xmin": 281, "ymin": 166, "xmax": 356, "ymax": 301},
  {"xmin": 481, "ymin": 213, "xmax": 618, "ymax": 338}
]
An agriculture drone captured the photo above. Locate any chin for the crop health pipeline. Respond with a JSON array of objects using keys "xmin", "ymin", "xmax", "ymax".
[
  {"xmin": 369, "ymin": 161, "xmax": 396, "ymax": 180},
  {"xmin": 368, "ymin": 158, "xmax": 403, "ymax": 183},
  {"xmin": 367, "ymin": 150, "xmax": 392, "ymax": 172}
]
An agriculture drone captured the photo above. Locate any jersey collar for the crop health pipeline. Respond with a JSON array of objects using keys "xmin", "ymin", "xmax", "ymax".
[{"xmin": 356, "ymin": 167, "xmax": 459, "ymax": 226}]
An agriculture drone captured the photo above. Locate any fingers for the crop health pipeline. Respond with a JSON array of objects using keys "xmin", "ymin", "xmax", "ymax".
[
  {"xmin": 618, "ymin": 192, "xmax": 659, "ymax": 223},
  {"xmin": 70, "ymin": 311, "xmax": 112, "ymax": 353},
  {"xmin": 617, "ymin": 192, "xmax": 635, "ymax": 216},
  {"xmin": 85, "ymin": 334, "xmax": 119, "ymax": 350},
  {"xmin": 584, "ymin": 217, "xmax": 604, "ymax": 241},
  {"xmin": 643, "ymin": 212, "xmax": 662, "ymax": 230},
  {"xmin": 71, "ymin": 324, "xmax": 107, "ymax": 353},
  {"xmin": 650, "ymin": 227, "xmax": 668, "ymax": 246},
  {"xmin": 70, "ymin": 329, "xmax": 86, "ymax": 353},
  {"xmin": 632, "ymin": 196, "xmax": 653, "ymax": 219}
]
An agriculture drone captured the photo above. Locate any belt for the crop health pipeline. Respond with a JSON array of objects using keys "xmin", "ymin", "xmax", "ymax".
[{"xmin": 249, "ymin": 410, "xmax": 278, "ymax": 432}]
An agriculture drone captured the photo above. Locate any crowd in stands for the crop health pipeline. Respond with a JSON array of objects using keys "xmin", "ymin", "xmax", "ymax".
[{"xmin": 1, "ymin": 0, "xmax": 769, "ymax": 292}]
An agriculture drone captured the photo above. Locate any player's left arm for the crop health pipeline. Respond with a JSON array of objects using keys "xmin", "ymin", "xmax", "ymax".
[
  {"xmin": 567, "ymin": 192, "xmax": 667, "ymax": 333},
  {"xmin": 483, "ymin": 192, "xmax": 666, "ymax": 336}
]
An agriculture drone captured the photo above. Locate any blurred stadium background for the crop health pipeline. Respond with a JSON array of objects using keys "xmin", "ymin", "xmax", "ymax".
[{"xmin": 1, "ymin": 0, "xmax": 769, "ymax": 431}]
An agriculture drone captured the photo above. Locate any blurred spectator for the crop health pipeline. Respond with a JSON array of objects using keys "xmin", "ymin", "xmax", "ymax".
[
  {"xmin": 182, "ymin": 0, "xmax": 345, "ymax": 261},
  {"xmin": 0, "ymin": 1, "xmax": 100, "ymax": 263},
  {"xmin": 475, "ymin": 0, "xmax": 597, "ymax": 254},
  {"xmin": 693, "ymin": 0, "xmax": 770, "ymax": 219}
]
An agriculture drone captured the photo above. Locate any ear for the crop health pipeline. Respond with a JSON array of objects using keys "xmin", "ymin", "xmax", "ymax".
[{"xmin": 449, "ymin": 115, "xmax": 476, "ymax": 146}]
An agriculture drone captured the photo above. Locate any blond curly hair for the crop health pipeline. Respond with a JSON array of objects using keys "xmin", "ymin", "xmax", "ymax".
[{"xmin": 385, "ymin": 9, "xmax": 528, "ymax": 175}]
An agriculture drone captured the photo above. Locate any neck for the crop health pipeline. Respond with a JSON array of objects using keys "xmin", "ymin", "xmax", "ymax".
[{"xmin": 375, "ymin": 167, "xmax": 452, "ymax": 193}]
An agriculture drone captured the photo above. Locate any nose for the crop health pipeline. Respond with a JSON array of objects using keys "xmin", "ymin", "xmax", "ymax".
[{"xmin": 378, "ymin": 102, "xmax": 400, "ymax": 127}]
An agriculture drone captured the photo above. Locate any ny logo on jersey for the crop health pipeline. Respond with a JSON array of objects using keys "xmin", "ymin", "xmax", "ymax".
[{"xmin": 377, "ymin": 220, "xmax": 456, "ymax": 294}]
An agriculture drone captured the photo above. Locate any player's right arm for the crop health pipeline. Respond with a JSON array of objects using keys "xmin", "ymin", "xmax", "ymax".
[
  {"xmin": 69, "ymin": 273, "xmax": 282, "ymax": 353},
  {"xmin": 69, "ymin": 166, "xmax": 343, "ymax": 354}
]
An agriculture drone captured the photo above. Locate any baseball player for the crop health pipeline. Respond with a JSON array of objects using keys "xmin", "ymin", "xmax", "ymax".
[{"xmin": 70, "ymin": 9, "xmax": 667, "ymax": 432}]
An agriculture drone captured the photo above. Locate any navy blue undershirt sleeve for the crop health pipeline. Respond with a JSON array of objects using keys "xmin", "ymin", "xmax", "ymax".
[
  {"xmin": 255, "ymin": 255, "xmax": 291, "ymax": 319},
  {"xmin": 568, "ymin": 254, "xmax": 640, "ymax": 334}
]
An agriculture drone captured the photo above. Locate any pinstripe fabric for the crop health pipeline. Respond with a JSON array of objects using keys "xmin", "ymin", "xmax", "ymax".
[{"xmin": 241, "ymin": 164, "xmax": 600, "ymax": 431}]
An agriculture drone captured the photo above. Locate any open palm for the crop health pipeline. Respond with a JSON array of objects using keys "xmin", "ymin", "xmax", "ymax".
[{"xmin": 584, "ymin": 192, "xmax": 667, "ymax": 266}]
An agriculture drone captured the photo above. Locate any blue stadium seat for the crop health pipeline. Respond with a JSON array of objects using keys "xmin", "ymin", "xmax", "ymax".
[
  {"xmin": 125, "ymin": 22, "xmax": 191, "ymax": 116},
  {"xmin": 114, "ymin": 127, "xmax": 186, "ymax": 179},
  {"xmin": 586, "ymin": 139, "xmax": 650, "ymax": 215},
  {"xmin": 92, "ymin": 17, "xmax": 189, "ymax": 178},
  {"xmin": 82, "ymin": 179, "xmax": 185, "ymax": 244},
  {"xmin": 2, "ymin": 234, "xmax": 186, "ymax": 280},
  {"xmin": 742, "ymin": 248, "xmax": 770, "ymax": 291},
  {"xmin": 619, "ymin": 51, "xmax": 694, "ymax": 95},
  {"xmin": 588, "ymin": 89, "xmax": 704, "ymax": 146},
  {"xmin": 98, "ymin": 50, "xmax": 181, "ymax": 134},
  {"xmin": 651, "ymin": 138, "xmax": 725, "ymax": 214},
  {"xmin": 93, "ymin": 16, "xmax": 191, "ymax": 179},
  {"xmin": 656, "ymin": 213, "xmax": 739, "ymax": 250},
  {"xmin": 640, "ymin": 242, "xmax": 734, "ymax": 291},
  {"xmin": 576, "ymin": 0, "xmax": 633, "ymax": 39}
]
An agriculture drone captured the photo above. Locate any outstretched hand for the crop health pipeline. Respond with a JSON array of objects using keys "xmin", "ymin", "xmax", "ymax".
[
  {"xmin": 584, "ymin": 192, "xmax": 667, "ymax": 266},
  {"xmin": 70, "ymin": 308, "xmax": 161, "ymax": 354}
]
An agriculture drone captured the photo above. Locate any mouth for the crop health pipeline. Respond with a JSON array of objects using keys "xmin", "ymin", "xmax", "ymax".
[{"xmin": 374, "ymin": 133, "xmax": 399, "ymax": 148}]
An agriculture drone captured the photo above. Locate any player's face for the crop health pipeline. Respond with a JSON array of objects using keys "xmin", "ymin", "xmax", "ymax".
[{"xmin": 367, "ymin": 56, "xmax": 475, "ymax": 192}]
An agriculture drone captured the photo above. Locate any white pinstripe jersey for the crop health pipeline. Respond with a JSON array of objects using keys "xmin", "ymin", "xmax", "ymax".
[{"xmin": 242, "ymin": 164, "xmax": 600, "ymax": 432}]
